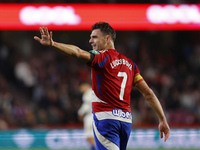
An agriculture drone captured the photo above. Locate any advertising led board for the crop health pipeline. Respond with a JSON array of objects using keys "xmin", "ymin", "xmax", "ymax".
[
  {"xmin": 0, "ymin": 4, "xmax": 200, "ymax": 30},
  {"xmin": 0, "ymin": 129, "xmax": 199, "ymax": 149}
]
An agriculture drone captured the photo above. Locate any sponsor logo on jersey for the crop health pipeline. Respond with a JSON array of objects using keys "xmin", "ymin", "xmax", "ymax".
[{"xmin": 112, "ymin": 109, "xmax": 132, "ymax": 119}]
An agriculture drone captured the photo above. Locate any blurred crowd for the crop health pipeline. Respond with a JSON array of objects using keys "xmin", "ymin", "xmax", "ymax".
[{"xmin": 0, "ymin": 29, "xmax": 200, "ymax": 129}]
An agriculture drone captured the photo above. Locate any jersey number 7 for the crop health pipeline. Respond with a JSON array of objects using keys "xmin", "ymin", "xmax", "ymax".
[{"xmin": 117, "ymin": 72, "xmax": 127, "ymax": 101}]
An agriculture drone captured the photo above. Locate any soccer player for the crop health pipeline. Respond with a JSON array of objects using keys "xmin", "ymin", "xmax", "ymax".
[
  {"xmin": 78, "ymin": 83, "xmax": 96, "ymax": 150},
  {"xmin": 34, "ymin": 22, "xmax": 170, "ymax": 150}
]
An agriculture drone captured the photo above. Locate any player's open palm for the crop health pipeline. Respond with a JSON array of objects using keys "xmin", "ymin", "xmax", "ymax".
[
  {"xmin": 34, "ymin": 27, "xmax": 54, "ymax": 46},
  {"xmin": 158, "ymin": 119, "xmax": 170, "ymax": 142}
]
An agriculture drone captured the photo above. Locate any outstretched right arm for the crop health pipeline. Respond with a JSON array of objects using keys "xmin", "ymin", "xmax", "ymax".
[{"xmin": 34, "ymin": 27, "xmax": 91, "ymax": 63}]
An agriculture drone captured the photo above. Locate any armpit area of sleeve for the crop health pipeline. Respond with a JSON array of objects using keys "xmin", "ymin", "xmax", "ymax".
[{"xmin": 133, "ymin": 74, "xmax": 144, "ymax": 86}]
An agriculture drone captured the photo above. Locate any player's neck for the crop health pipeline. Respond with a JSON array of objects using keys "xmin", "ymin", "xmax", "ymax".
[{"xmin": 106, "ymin": 42, "xmax": 115, "ymax": 50}]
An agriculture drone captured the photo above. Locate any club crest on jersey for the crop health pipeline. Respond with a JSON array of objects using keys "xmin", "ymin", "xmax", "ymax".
[{"xmin": 112, "ymin": 109, "xmax": 132, "ymax": 119}]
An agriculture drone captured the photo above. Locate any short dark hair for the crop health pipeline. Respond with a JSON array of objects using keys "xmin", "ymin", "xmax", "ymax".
[{"xmin": 92, "ymin": 22, "xmax": 116, "ymax": 42}]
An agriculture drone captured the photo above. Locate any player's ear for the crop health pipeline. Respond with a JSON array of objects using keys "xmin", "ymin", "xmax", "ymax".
[{"xmin": 106, "ymin": 35, "xmax": 112, "ymax": 43}]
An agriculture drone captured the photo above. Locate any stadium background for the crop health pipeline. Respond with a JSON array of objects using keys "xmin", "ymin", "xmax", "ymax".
[{"xmin": 0, "ymin": 0, "xmax": 200, "ymax": 150}]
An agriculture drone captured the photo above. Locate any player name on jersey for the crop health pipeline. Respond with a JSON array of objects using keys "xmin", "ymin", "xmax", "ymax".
[{"xmin": 110, "ymin": 59, "xmax": 132, "ymax": 70}]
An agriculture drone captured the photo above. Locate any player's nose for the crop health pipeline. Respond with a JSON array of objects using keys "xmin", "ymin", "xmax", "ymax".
[{"xmin": 89, "ymin": 38, "xmax": 93, "ymax": 44}]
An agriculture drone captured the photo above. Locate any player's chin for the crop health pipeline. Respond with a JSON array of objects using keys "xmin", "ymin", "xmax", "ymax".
[{"xmin": 92, "ymin": 46, "xmax": 97, "ymax": 51}]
